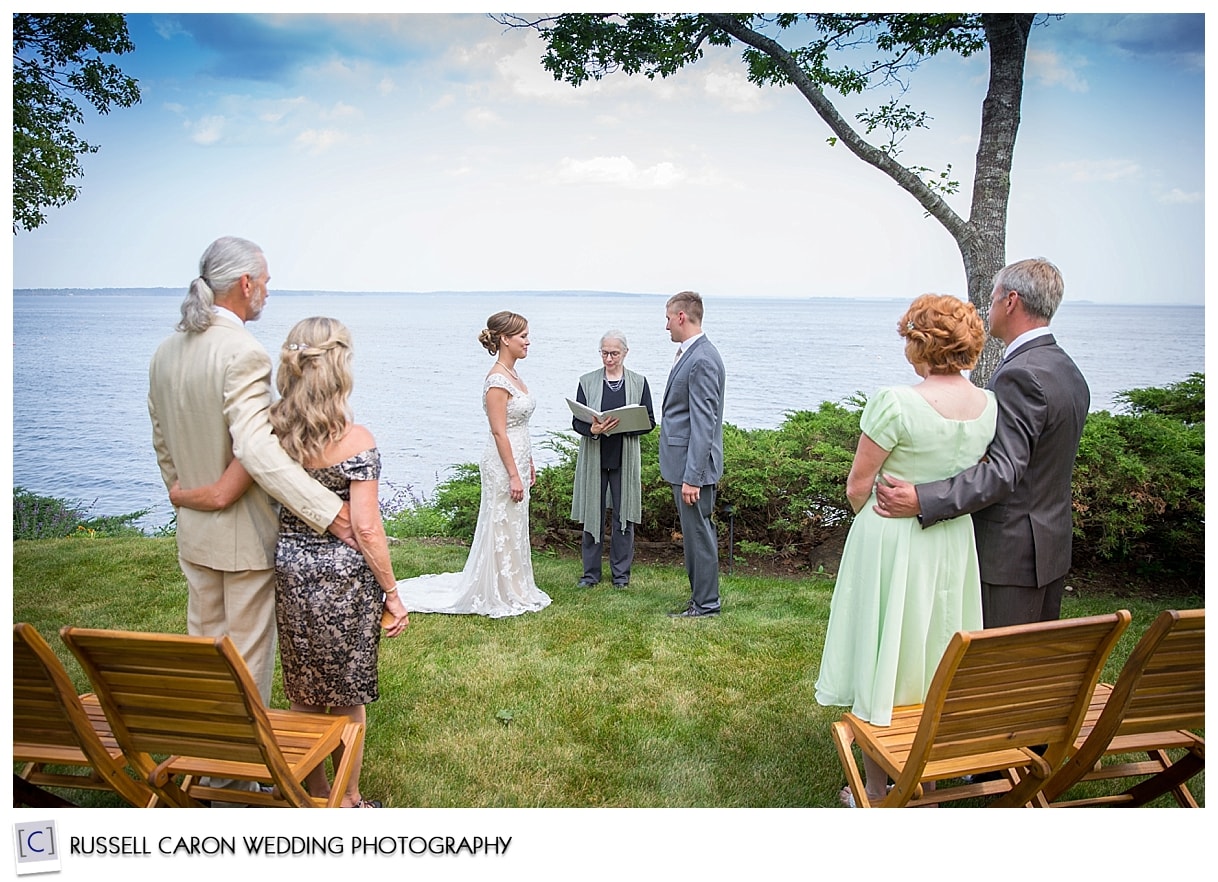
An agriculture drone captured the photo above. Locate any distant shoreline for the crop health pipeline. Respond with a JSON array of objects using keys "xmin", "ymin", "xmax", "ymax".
[{"xmin": 10, "ymin": 288, "xmax": 1202, "ymax": 308}]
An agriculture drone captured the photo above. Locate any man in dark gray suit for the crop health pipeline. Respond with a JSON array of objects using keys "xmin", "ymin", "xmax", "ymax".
[
  {"xmin": 874, "ymin": 258, "xmax": 1089, "ymax": 628},
  {"xmin": 660, "ymin": 291, "xmax": 726, "ymax": 618}
]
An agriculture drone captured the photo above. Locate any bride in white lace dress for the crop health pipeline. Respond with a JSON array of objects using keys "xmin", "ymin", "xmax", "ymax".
[{"xmin": 395, "ymin": 311, "xmax": 552, "ymax": 618}]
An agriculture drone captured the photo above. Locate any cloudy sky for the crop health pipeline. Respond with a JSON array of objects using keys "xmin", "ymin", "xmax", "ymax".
[{"xmin": 10, "ymin": 10, "xmax": 1207, "ymax": 304}]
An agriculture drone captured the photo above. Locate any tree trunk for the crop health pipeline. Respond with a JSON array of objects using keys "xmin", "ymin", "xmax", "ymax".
[
  {"xmin": 961, "ymin": 13, "xmax": 1034, "ymax": 386},
  {"xmin": 708, "ymin": 13, "xmax": 1034, "ymax": 386}
]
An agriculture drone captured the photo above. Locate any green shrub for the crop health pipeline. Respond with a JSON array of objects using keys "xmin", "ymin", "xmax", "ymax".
[
  {"xmin": 384, "ymin": 504, "xmax": 454, "ymax": 539},
  {"xmin": 1072, "ymin": 408, "xmax": 1203, "ymax": 577},
  {"xmin": 381, "ymin": 479, "xmax": 454, "ymax": 538},
  {"xmin": 19, "ymin": 378, "xmax": 1200, "ymax": 588},
  {"xmin": 393, "ymin": 377, "xmax": 1202, "ymax": 585},
  {"xmin": 528, "ymin": 433, "xmax": 580, "ymax": 542},
  {"xmin": 1116, "ymin": 371, "xmax": 1203, "ymax": 424},
  {"xmin": 716, "ymin": 401, "xmax": 862, "ymax": 555},
  {"xmin": 13, "ymin": 487, "xmax": 148, "ymax": 540},
  {"xmin": 430, "ymin": 464, "xmax": 483, "ymax": 541}
]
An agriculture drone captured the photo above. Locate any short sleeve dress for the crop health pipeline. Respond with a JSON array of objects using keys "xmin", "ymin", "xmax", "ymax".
[
  {"xmin": 275, "ymin": 448, "xmax": 384, "ymax": 707},
  {"xmin": 814, "ymin": 385, "xmax": 997, "ymax": 726},
  {"xmin": 394, "ymin": 373, "xmax": 552, "ymax": 617}
]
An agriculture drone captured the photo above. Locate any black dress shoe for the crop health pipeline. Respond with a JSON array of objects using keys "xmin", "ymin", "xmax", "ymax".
[
  {"xmin": 613, "ymin": 581, "xmax": 629, "ymax": 589},
  {"xmin": 576, "ymin": 579, "xmax": 599, "ymax": 588},
  {"xmin": 668, "ymin": 607, "xmax": 719, "ymax": 618}
]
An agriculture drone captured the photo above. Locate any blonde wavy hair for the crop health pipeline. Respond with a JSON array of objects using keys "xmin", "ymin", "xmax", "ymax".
[
  {"xmin": 269, "ymin": 316, "xmax": 354, "ymax": 464},
  {"xmin": 478, "ymin": 311, "xmax": 528, "ymax": 355},
  {"xmin": 899, "ymin": 294, "xmax": 986, "ymax": 374}
]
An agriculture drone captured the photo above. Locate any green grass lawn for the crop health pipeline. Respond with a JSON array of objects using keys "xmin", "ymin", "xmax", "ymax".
[{"xmin": 12, "ymin": 535, "xmax": 1204, "ymax": 808}]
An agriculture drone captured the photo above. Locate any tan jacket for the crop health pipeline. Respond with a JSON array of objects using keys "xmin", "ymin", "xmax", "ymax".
[{"xmin": 148, "ymin": 317, "xmax": 341, "ymax": 571}]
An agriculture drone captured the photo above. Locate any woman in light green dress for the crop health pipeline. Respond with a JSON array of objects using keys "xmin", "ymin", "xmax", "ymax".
[{"xmin": 815, "ymin": 294, "xmax": 995, "ymax": 806}]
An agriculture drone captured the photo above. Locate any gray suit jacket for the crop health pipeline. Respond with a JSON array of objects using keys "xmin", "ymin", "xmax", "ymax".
[
  {"xmin": 659, "ymin": 336, "xmax": 726, "ymax": 487},
  {"xmin": 917, "ymin": 335, "xmax": 1089, "ymax": 587},
  {"xmin": 148, "ymin": 318, "xmax": 342, "ymax": 571}
]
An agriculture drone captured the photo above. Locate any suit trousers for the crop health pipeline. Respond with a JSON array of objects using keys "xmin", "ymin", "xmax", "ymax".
[
  {"xmin": 980, "ymin": 575, "xmax": 1066, "ymax": 629},
  {"xmin": 582, "ymin": 468, "xmax": 635, "ymax": 585},
  {"xmin": 672, "ymin": 483, "xmax": 720, "ymax": 612},
  {"xmin": 177, "ymin": 557, "xmax": 277, "ymax": 800},
  {"xmin": 178, "ymin": 557, "xmax": 278, "ymax": 703}
]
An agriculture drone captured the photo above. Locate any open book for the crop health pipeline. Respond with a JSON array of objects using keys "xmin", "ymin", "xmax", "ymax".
[{"xmin": 565, "ymin": 398, "xmax": 652, "ymax": 435}]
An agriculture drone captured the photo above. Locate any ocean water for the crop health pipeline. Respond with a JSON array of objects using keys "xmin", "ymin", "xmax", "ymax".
[{"xmin": 11, "ymin": 289, "xmax": 1204, "ymax": 531}]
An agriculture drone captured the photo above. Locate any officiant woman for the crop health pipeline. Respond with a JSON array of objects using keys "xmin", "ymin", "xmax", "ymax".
[{"xmin": 570, "ymin": 330, "xmax": 656, "ymax": 589}]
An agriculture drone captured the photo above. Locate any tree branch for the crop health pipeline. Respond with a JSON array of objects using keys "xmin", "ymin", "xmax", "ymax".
[{"xmin": 704, "ymin": 13, "xmax": 968, "ymax": 240}]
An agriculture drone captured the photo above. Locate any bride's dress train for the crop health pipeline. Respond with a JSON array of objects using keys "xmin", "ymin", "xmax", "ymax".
[{"xmin": 395, "ymin": 373, "xmax": 551, "ymax": 618}]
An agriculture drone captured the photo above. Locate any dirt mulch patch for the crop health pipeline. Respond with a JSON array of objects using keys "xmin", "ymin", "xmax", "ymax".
[
  {"xmin": 541, "ymin": 525, "xmax": 1199, "ymax": 600},
  {"xmin": 412, "ymin": 525, "xmax": 1196, "ymax": 600}
]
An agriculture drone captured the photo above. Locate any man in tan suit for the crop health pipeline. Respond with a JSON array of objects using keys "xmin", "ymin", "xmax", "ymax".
[{"xmin": 149, "ymin": 236, "xmax": 353, "ymax": 704}]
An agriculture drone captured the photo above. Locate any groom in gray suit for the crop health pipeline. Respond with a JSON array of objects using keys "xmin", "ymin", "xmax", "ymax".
[
  {"xmin": 660, "ymin": 291, "xmax": 726, "ymax": 617},
  {"xmin": 875, "ymin": 258, "xmax": 1089, "ymax": 628}
]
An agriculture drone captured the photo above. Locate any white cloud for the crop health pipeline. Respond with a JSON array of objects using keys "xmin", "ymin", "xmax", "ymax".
[
  {"xmin": 323, "ymin": 101, "xmax": 361, "ymax": 120},
  {"xmin": 557, "ymin": 155, "xmax": 686, "ymax": 189},
  {"xmin": 493, "ymin": 42, "xmax": 588, "ymax": 104},
  {"xmin": 464, "ymin": 106, "xmax": 504, "ymax": 127},
  {"xmin": 1026, "ymin": 49, "xmax": 1090, "ymax": 93},
  {"xmin": 1055, "ymin": 158, "xmax": 1141, "ymax": 182},
  {"xmin": 295, "ymin": 128, "xmax": 347, "ymax": 153},
  {"xmin": 703, "ymin": 68, "xmax": 766, "ymax": 112},
  {"xmin": 189, "ymin": 115, "xmax": 226, "ymax": 145},
  {"xmin": 1158, "ymin": 188, "xmax": 1201, "ymax": 204},
  {"xmin": 258, "ymin": 96, "xmax": 309, "ymax": 124},
  {"xmin": 153, "ymin": 18, "xmax": 188, "ymax": 41}
]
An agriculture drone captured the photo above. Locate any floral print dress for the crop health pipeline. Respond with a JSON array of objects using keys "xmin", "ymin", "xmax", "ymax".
[{"xmin": 276, "ymin": 448, "xmax": 383, "ymax": 706}]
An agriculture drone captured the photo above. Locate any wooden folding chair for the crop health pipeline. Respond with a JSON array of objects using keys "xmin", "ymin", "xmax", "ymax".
[
  {"xmin": 830, "ymin": 610, "xmax": 1132, "ymax": 807},
  {"xmin": 1038, "ymin": 608, "xmax": 1204, "ymax": 807},
  {"xmin": 60, "ymin": 626, "xmax": 364, "ymax": 807},
  {"xmin": 13, "ymin": 623, "xmax": 157, "ymax": 808}
]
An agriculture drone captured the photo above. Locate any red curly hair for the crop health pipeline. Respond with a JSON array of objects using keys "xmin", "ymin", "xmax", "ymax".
[{"xmin": 898, "ymin": 294, "xmax": 986, "ymax": 374}]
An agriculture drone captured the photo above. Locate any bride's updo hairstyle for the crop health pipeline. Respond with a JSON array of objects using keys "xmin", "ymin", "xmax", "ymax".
[
  {"xmin": 270, "ymin": 316, "xmax": 354, "ymax": 464},
  {"xmin": 899, "ymin": 294, "xmax": 986, "ymax": 374},
  {"xmin": 478, "ymin": 311, "xmax": 528, "ymax": 355}
]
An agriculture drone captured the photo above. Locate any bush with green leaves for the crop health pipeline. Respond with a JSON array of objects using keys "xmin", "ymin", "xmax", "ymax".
[
  {"xmin": 716, "ymin": 400, "xmax": 862, "ymax": 556},
  {"xmin": 409, "ymin": 377, "xmax": 1201, "ymax": 584},
  {"xmin": 381, "ymin": 479, "xmax": 454, "ymax": 539},
  {"xmin": 1115, "ymin": 371, "xmax": 1203, "ymax": 424},
  {"xmin": 428, "ymin": 464, "xmax": 483, "ymax": 541},
  {"xmin": 14, "ymin": 376, "xmax": 1202, "ymax": 588},
  {"xmin": 1072, "ymin": 377, "xmax": 1204, "ymax": 579},
  {"xmin": 13, "ymin": 487, "xmax": 147, "ymax": 540}
]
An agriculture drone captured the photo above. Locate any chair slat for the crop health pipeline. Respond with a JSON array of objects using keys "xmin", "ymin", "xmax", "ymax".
[
  {"xmin": 832, "ymin": 611, "xmax": 1132, "ymax": 807},
  {"xmin": 61, "ymin": 626, "xmax": 365, "ymax": 808},
  {"xmin": 1039, "ymin": 608, "xmax": 1205, "ymax": 806},
  {"xmin": 12, "ymin": 624, "xmax": 157, "ymax": 808}
]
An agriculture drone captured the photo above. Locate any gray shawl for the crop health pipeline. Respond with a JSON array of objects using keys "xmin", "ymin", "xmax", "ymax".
[{"xmin": 571, "ymin": 367, "xmax": 644, "ymax": 533}]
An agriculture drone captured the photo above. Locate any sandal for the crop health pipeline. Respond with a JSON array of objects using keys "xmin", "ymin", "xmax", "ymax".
[{"xmin": 349, "ymin": 797, "xmax": 383, "ymax": 808}]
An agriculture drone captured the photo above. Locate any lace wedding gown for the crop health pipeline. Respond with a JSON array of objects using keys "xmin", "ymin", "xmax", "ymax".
[{"xmin": 395, "ymin": 373, "xmax": 552, "ymax": 618}]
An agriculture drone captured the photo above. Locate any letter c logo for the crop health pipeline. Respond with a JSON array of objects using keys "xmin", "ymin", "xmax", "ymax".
[{"xmin": 25, "ymin": 830, "xmax": 45, "ymax": 853}]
